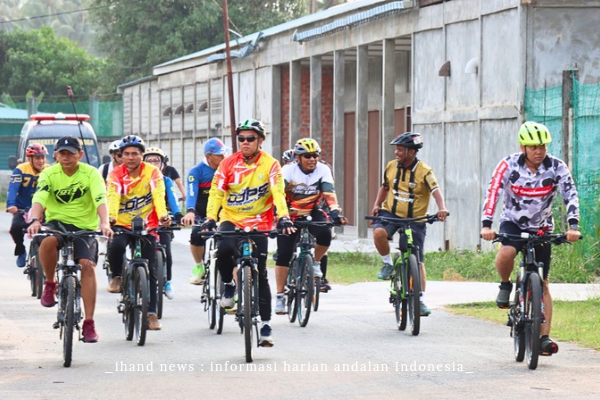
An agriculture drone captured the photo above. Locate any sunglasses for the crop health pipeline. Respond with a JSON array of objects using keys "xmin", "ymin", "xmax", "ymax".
[
  {"xmin": 114, "ymin": 153, "xmax": 123, "ymax": 158},
  {"xmin": 237, "ymin": 135, "xmax": 257, "ymax": 143},
  {"xmin": 302, "ymin": 153, "xmax": 319, "ymax": 159}
]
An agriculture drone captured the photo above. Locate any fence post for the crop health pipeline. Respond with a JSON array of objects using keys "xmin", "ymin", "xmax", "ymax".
[
  {"xmin": 562, "ymin": 69, "xmax": 578, "ymax": 169},
  {"xmin": 26, "ymin": 96, "xmax": 37, "ymax": 116}
]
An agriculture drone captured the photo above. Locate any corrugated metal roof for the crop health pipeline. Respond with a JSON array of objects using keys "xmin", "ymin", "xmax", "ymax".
[{"xmin": 0, "ymin": 105, "xmax": 28, "ymax": 121}]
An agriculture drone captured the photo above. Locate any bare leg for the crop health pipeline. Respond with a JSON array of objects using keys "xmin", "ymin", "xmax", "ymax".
[
  {"xmin": 80, "ymin": 259, "xmax": 97, "ymax": 319},
  {"xmin": 190, "ymin": 244, "xmax": 205, "ymax": 264},
  {"xmin": 39, "ymin": 237, "xmax": 59, "ymax": 283},
  {"xmin": 496, "ymin": 246, "xmax": 517, "ymax": 282},
  {"xmin": 541, "ymin": 279, "xmax": 553, "ymax": 336},
  {"xmin": 373, "ymin": 228, "xmax": 390, "ymax": 256}
]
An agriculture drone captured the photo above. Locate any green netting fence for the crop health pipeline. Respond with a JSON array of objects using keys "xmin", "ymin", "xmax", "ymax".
[{"xmin": 525, "ymin": 75, "xmax": 600, "ymax": 243}]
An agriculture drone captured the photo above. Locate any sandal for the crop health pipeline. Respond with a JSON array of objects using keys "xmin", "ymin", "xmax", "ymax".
[{"xmin": 540, "ymin": 336, "xmax": 559, "ymax": 355}]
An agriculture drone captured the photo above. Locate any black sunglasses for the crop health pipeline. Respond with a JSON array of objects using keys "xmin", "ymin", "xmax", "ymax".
[
  {"xmin": 302, "ymin": 153, "xmax": 319, "ymax": 159},
  {"xmin": 237, "ymin": 135, "xmax": 257, "ymax": 143},
  {"xmin": 114, "ymin": 153, "xmax": 123, "ymax": 158}
]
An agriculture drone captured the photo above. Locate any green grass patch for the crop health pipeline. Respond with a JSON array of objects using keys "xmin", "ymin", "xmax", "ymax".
[{"xmin": 446, "ymin": 298, "xmax": 600, "ymax": 350}]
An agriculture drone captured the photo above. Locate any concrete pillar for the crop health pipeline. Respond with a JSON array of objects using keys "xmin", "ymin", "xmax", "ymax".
[
  {"xmin": 382, "ymin": 39, "xmax": 396, "ymax": 164},
  {"xmin": 310, "ymin": 55, "xmax": 322, "ymax": 144},
  {"xmin": 271, "ymin": 66, "xmax": 282, "ymax": 160},
  {"xmin": 356, "ymin": 45, "xmax": 369, "ymax": 238},
  {"xmin": 333, "ymin": 50, "xmax": 345, "ymax": 216},
  {"xmin": 290, "ymin": 60, "xmax": 302, "ymax": 145}
]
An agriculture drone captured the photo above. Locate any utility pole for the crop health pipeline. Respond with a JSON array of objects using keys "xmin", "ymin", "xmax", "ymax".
[{"xmin": 223, "ymin": 0, "xmax": 237, "ymax": 152}]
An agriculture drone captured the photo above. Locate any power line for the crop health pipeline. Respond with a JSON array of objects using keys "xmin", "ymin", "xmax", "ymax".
[{"xmin": 0, "ymin": 5, "xmax": 107, "ymax": 25}]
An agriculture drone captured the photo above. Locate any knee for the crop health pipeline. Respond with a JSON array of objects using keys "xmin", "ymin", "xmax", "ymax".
[
  {"xmin": 373, "ymin": 228, "xmax": 387, "ymax": 242},
  {"xmin": 80, "ymin": 259, "xmax": 96, "ymax": 275}
]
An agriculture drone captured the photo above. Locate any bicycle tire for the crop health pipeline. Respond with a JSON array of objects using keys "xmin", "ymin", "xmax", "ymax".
[
  {"xmin": 207, "ymin": 267, "xmax": 217, "ymax": 330},
  {"xmin": 156, "ymin": 249, "xmax": 165, "ymax": 319},
  {"xmin": 313, "ymin": 277, "xmax": 321, "ymax": 312},
  {"xmin": 134, "ymin": 266, "xmax": 148, "ymax": 346},
  {"xmin": 512, "ymin": 287, "xmax": 525, "ymax": 362},
  {"xmin": 297, "ymin": 254, "xmax": 314, "ymax": 327},
  {"xmin": 525, "ymin": 273, "xmax": 542, "ymax": 370},
  {"xmin": 216, "ymin": 275, "xmax": 225, "ymax": 334},
  {"xmin": 62, "ymin": 276, "xmax": 76, "ymax": 368},
  {"xmin": 287, "ymin": 257, "xmax": 298, "ymax": 323},
  {"xmin": 123, "ymin": 268, "xmax": 134, "ymax": 341},
  {"xmin": 243, "ymin": 265, "xmax": 253, "ymax": 362},
  {"xmin": 394, "ymin": 268, "xmax": 407, "ymax": 331},
  {"xmin": 35, "ymin": 256, "xmax": 45, "ymax": 300},
  {"xmin": 407, "ymin": 254, "xmax": 421, "ymax": 336}
]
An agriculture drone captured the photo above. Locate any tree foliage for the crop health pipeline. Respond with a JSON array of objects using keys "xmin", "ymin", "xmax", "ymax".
[{"xmin": 0, "ymin": 27, "xmax": 105, "ymax": 101}]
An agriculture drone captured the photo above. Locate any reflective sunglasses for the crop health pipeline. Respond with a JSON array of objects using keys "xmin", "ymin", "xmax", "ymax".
[
  {"xmin": 237, "ymin": 135, "xmax": 257, "ymax": 143},
  {"xmin": 302, "ymin": 153, "xmax": 319, "ymax": 159}
]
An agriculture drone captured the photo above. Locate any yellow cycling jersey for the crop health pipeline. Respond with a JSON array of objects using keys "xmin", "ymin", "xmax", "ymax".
[
  {"xmin": 206, "ymin": 151, "xmax": 289, "ymax": 230},
  {"xmin": 107, "ymin": 162, "xmax": 168, "ymax": 229}
]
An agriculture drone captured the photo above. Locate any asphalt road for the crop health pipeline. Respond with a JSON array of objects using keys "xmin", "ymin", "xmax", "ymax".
[{"xmin": 1, "ymin": 212, "xmax": 600, "ymax": 399}]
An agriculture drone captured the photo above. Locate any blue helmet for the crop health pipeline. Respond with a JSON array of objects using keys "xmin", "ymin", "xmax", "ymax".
[{"xmin": 120, "ymin": 135, "xmax": 146, "ymax": 152}]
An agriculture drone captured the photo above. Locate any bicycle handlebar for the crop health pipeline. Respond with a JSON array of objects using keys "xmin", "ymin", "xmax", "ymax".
[
  {"xmin": 492, "ymin": 232, "xmax": 583, "ymax": 245},
  {"xmin": 32, "ymin": 229, "xmax": 106, "ymax": 240},
  {"xmin": 293, "ymin": 219, "xmax": 337, "ymax": 228},
  {"xmin": 365, "ymin": 214, "xmax": 442, "ymax": 226},
  {"xmin": 198, "ymin": 228, "xmax": 279, "ymax": 240}
]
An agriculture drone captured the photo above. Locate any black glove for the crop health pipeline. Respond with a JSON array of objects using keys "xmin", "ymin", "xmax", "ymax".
[
  {"xmin": 200, "ymin": 219, "xmax": 217, "ymax": 231},
  {"xmin": 329, "ymin": 209, "xmax": 340, "ymax": 221},
  {"xmin": 277, "ymin": 217, "xmax": 294, "ymax": 231},
  {"xmin": 174, "ymin": 213, "xmax": 183, "ymax": 225}
]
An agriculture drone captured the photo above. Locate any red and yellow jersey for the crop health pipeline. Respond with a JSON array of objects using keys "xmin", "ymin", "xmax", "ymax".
[
  {"xmin": 206, "ymin": 151, "xmax": 289, "ymax": 230},
  {"xmin": 107, "ymin": 162, "xmax": 168, "ymax": 229}
]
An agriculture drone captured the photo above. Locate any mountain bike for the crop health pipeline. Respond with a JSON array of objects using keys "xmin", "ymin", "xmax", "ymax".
[
  {"xmin": 286, "ymin": 218, "xmax": 335, "ymax": 327},
  {"xmin": 495, "ymin": 231, "xmax": 581, "ymax": 370},
  {"xmin": 366, "ymin": 214, "xmax": 441, "ymax": 336},
  {"xmin": 23, "ymin": 230, "xmax": 44, "ymax": 299},
  {"xmin": 155, "ymin": 224, "xmax": 181, "ymax": 319},
  {"xmin": 34, "ymin": 228, "xmax": 103, "ymax": 367}
]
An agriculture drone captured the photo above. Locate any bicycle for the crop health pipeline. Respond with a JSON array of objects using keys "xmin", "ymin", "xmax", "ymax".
[
  {"xmin": 494, "ymin": 231, "xmax": 581, "ymax": 370},
  {"xmin": 155, "ymin": 224, "xmax": 181, "ymax": 319},
  {"xmin": 22, "ymin": 226, "xmax": 44, "ymax": 299},
  {"xmin": 286, "ymin": 218, "xmax": 336, "ymax": 327},
  {"xmin": 365, "ymin": 214, "xmax": 441, "ymax": 336},
  {"xmin": 114, "ymin": 217, "xmax": 157, "ymax": 346},
  {"xmin": 205, "ymin": 227, "xmax": 278, "ymax": 362},
  {"xmin": 33, "ymin": 228, "xmax": 103, "ymax": 367}
]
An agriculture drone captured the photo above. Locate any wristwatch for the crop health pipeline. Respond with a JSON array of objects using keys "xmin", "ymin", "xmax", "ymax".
[
  {"xmin": 30, "ymin": 218, "xmax": 41, "ymax": 225},
  {"xmin": 569, "ymin": 224, "xmax": 579, "ymax": 231}
]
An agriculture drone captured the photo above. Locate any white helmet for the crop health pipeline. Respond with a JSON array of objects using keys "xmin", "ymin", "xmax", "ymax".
[{"xmin": 109, "ymin": 140, "xmax": 121, "ymax": 154}]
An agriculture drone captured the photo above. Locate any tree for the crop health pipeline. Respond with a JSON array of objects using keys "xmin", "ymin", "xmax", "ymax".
[{"xmin": 0, "ymin": 27, "xmax": 106, "ymax": 101}]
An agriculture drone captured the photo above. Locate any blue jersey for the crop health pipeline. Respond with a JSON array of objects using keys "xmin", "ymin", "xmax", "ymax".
[
  {"xmin": 186, "ymin": 160, "xmax": 216, "ymax": 218},
  {"xmin": 164, "ymin": 176, "xmax": 181, "ymax": 215},
  {"xmin": 7, "ymin": 162, "xmax": 45, "ymax": 209}
]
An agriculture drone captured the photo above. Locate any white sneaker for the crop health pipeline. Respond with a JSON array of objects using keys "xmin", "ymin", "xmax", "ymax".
[
  {"xmin": 275, "ymin": 295, "xmax": 287, "ymax": 315},
  {"xmin": 313, "ymin": 263, "xmax": 323, "ymax": 278},
  {"xmin": 164, "ymin": 281, "xmax": 174, "ymax": 300}
]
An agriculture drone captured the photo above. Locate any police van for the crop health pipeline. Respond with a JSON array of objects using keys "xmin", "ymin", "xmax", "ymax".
[{"xmin": 8, "ymin": 113, "xmax": 100, "ymax": 170}]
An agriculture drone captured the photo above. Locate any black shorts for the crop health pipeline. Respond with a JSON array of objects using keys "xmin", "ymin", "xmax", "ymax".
[
  {"xmin": 499, "ymin": 221, "xmax": 552, "ymax": 279},
  {"xmin": 373, "ymin": 210, "xmax": 426, "ymax": 262},
  {"xmin": 40, "ymin": 221, "xmax": 99, "ymax": 264}
]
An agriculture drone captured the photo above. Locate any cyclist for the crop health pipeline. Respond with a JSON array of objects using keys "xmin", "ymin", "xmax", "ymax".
[
  {"xmin": 480, "ymin": 121, "xmax": 581, "ymax": 355},
  {"xmin": 181, "ymin": 138, "xmax": 228, "ymax": 284},
  {"xmin": 274, "ymin": 138, "xmax": 346, "ymax": 314},
  {"xmin": 201, "ymin": 118, "xmax": 294, "ymax": 347},
  {"xmin": 7, "ymin": 143, "xmax": 48, "ymax": 267},
  {"xmin": 371, "ymin": 132, "xmax": 449, "ymax": 316},
  {"xmin": 106, "ymin": 135, "xmax": 171, "ymax": 331},
  {"xmin": 98, "ymin": 140, "xmax": 124, "ymax": 182},
  {"xmin": 27, "ymin": 136, "xmax": 113, "ymax": 343},
  {"xmin": 281, "ymin": 149, "xmax": 295, "ymax": 166},
  {"xmin": 162, "ymin": 154, "xmax": 187, "ymax": 204},
  {"xmin": 143, "ymin": 147, "xmax": 184, "ymax": 299}
]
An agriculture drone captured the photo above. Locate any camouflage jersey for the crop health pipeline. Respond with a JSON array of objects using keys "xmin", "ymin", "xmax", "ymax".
[{"xmin": 482, "ymin": 153, "xmax": 579, "ymax": 231}]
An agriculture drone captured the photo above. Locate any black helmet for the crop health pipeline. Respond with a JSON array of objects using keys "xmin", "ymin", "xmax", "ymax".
[
  {"xmin": 390, "ymin": 132, "xmax": 423, "ymax": 150},
  {"xmin": 236, "ymin": 119, "xmax": 266, "ymax": 139}
]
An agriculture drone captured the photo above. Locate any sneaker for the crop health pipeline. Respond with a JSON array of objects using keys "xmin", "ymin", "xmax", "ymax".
[
  {"xmin": 377, "ymin": 263, "xmax": 394, "ymax": 280},
  {"xmin": 320, "ymin": 278, "xmax": 331, "ymax": 293},
  {"xmin": 41, "ymin": 281, "xmax": 57, "ymax": 307},
  {"xmin": 540, "ymin": 335, "xmax": 559, "ymax": 355},
  {"xmin": 420, "ymin": 300, "xmax": 431, "ymax": 316},
  {"xmin": 496, "ymin": 282, "xmax": 513, "ymax": 309},
  {"xmin": 259, "ymin": 324, "xmax": 274, "ymax": 347},
  {"xmin": 148, "ymin": 314, "xmax": 162, "ymax": 330},
  {"xmin": 275, "ymin": 294, "xmax": 287, "ymax": 315},
  {"xmin": 107, "ymin": 276, "xmax": 122, "ymax": 293},
  {"xmin": 220, "ymin": 282, "xmax": 236, "ymax": 308},
  {"xmin": 82, "ymin": 319, "xmax": 99, "ymax": 343},
  {"xmin": 16, "ymin": 252, "xmax": 27, "ymax": 268},
  {"xmin": 164, "ymin": 281, "xmax": 174, "ymax": 300},
  {"xmin": 189, "ymin": 264, "xmax": 205, "ymax": 285},
  {"xmin": 313, "ymin": 262, "xmax": 323, "ymax": 278}
]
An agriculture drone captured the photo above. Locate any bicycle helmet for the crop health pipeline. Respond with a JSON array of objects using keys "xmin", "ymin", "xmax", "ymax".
[
  {"xmin": 293, "ymin": 138, "xmax": 321, "ymax": 156},
  {"xmin": 26, "ymin": 143, "xmax": 49, "ymax": 157},
  {"xmin": 236, "ymin": 119, "xmax": 266, "ymax": 139},
  {"xmin": 282, "ymin": 149, "xmax": 295, "ymax": 163},
  {"xmin": 390, "ymin": 132, "xmax": 423, "ymax": 150},
  {"xmin": 144, "ymin": 147, "xmax": 166, "ymax": 162},
  {"xmin": 518, "ymin": 122, "xmax": 552, "ymax": 146},
  {"xmin": 120, "ymin": 135, "xmax": 146, "ymax": 152},
  {"xmin": 108, "ymin": 140, "xmax": 122, "ymax": 154}
]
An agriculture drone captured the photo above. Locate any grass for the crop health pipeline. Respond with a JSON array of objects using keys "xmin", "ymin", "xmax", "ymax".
[{"xmin": 446, "ymin": 299, "xmax": 600, "ymax": 350}]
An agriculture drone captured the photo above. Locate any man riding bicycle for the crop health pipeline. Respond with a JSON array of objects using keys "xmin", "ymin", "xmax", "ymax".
[
  {"xmin": 201, "ymin": 119, "xmax": 294, "ymax": 347},
  {"xmin": 27, "ymin": 136, "xmax": 113, "ymax": 343},
  {"xmin": 480, "ymin": 121, "xmax": 581, "ymax": 355},
  {"xmin": 181, "ymin": 138, "xmax": 228, "ymax": 284},
  {"xmin": 8, "ymin": 143, "xmax": 49, "ymax": 268},
  {"xmin": 98, "ymin": 140, "xmax": 124, "ymax": 182},
  {"xmin": 371, "ymin": 132, "xmax": 449, "ymax": 316},
  {"xmin": 106, "ymin": 135, "xmax": 171, "ymax": 331},
  {"xmin": 274, "ymin": 138, "xmax": 346, "ymax": 315}
]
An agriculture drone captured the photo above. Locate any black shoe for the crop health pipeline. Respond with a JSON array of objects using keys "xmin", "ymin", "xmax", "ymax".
[{"xmin": 496, "ymin": 282, "xmax": 512, "ymax": 309}]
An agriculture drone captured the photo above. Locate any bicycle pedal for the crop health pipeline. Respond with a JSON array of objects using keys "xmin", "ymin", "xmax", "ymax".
[
  {"xmin": 225, "ymin": 308, "xmax": 237, "ymax": 315},
  {"xmin": 117, "ymin": 303, "xmax": 124, "ymax": 313},
  {"xmin": 506, "ymin": 319, "xmax": 513, "ymax": 327},
  {"xmin": 53, "ymin": 322, "xmax": 60, "ymax": 329}
]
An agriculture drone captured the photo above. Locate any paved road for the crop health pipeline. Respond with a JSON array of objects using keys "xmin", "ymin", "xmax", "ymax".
[{"xmin": 1, "ymin": 212, "xmax": 600, "ymax": 399}]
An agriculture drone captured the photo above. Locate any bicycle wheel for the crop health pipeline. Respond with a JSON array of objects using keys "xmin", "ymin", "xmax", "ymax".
[
  {"xmin": 123, "ymin": 270, "xmax": 135, "ymax": 341},
  {"xmin": 155, "ymin": 249, "xmax": 165, "ymax": 319},
  {"xmin": 393, "ymin": 268, "xmax": 407, "ymax": 331},
  {"xmin": 313, "ymin": 276, "xmax": 321, "ymax": 312},
  {"xmin": 406, "ymin": 254, "xmax": 421, "ymax": 336},
  {"xmin": 216, "ymin": 274, "xmax": 225, "ymax": 334},
  {"xmin": 35, "ymin": 256, "xmax": 45, "ymax": 300},
  {"xmin": 287, "ymin": 257, "xmax": 298, "ymax": 323},
  {"xmin": 525, "ymin": 273, "xmax": 542, "ymax": 370},
  {"xmin": 512, "ymin": 288, "xmax": 525, "ymax": 362},
  {"xmin": 242, "ymin": 265, "xmax": 253, "ymax": 362},
  {"xmin": 62, "ymin": 276, "xmax": 76, "ymax": 368},
  {"xmin": 134, "ymin": 266, "xmax": 149, "ymax": 346},
  {"xmin": 297, "ymin": 254, "xmax": 314, "ymax": 327},
  {"xmin": 103, "ymin": 254, "xmax": 112, "ymax": 285}
]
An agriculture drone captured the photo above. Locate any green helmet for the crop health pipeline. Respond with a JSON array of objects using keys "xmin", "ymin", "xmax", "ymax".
[{"xmin": 518, "ymin": 122, "xmax": 551, "ymax": 146}]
